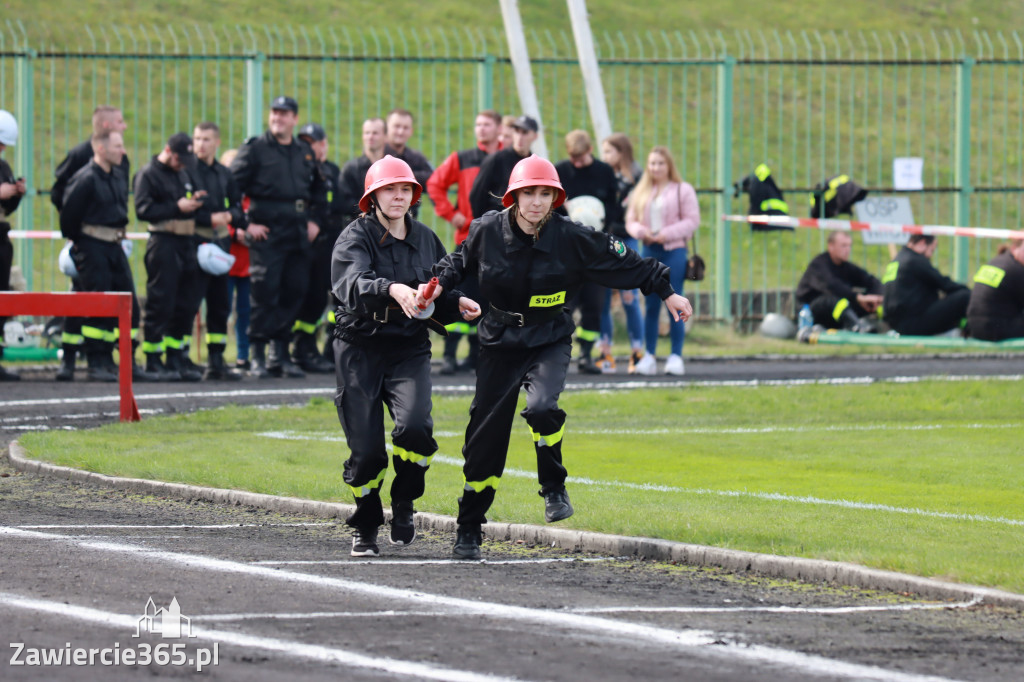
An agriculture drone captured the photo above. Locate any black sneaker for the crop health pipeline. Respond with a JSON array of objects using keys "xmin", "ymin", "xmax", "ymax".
[
  {"xmin": 439, "ymin": 356, "xmax": 457, "ymax": 376},
  {"xmin": 542, "ymin": 487, "xmax": 574, "ymax": 523},
  {"xmin": 389, "ymin": 501, "xmax": 416, "ymax": 546},
  {"xmin": 577, "ymin": 356, "xmax": 601, "ymax": 375},
  {"xmin": 452, "ymin": 525, "xmax": 482, "ymax": 560},
  {"xmin": 351, "ymin": 527, "xmax": 380, "ymax": 557}
]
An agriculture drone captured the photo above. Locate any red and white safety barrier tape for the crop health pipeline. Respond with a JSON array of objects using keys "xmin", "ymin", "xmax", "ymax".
[
  {"xmin": 722, "ymin": 214, "xmax": 1024, "ymax": 241},
  {"xmin": 6, "ymin": 230, "xmax": 149, "ymax": 240}
]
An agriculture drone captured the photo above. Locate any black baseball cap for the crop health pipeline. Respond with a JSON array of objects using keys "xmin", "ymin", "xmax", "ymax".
[
  {"xmin": 510, "ymin": 115, "xmax": 539, "ymax": 133},
  {"xmin": 270, "ymin": 95, "xmax": 299, "ymax": 114},
  {"xmin": 167, "ymin": 132, "xmax": 194, "ymax": 160},
  {"xmin": 298, "ymin": 122, "xmax": 326, "ymax": 141}
]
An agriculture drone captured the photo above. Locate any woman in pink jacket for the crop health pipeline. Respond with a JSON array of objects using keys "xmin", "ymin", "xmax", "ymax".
[{"xmin": 625, "ymin": 146, "xmax": 699, "ymax": 375}]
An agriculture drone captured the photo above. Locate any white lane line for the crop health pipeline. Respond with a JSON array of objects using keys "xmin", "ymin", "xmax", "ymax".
[
  {"xmin": 254, "ymin": 431, "xmax": 1024, "ymax": 528},
  {"xmin": 197, "ymin": 610, "xmax": 452, "ymax": 622},
  {"xmin": 16, "ymin": 523, "xmax": 333, "ymax": 530},
  {"xmin": 0, "ymin": 526, "xmax": 962, "ymax": 682},
  {"xmin": 574, "ymin": 600, "xmax": 981, "ymax": 615},
  {"xmin": 253, "ymin": 558, "xmax": 618, "ymax": 566},
  {"xmin": 0, "ymin": 592, "xmax": 524, "ymax": 682}
]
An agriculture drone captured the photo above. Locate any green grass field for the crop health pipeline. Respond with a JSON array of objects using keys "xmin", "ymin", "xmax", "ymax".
[{"xmin": 18, "ymin": 378, "xmax": 1024, "ymax": 593}]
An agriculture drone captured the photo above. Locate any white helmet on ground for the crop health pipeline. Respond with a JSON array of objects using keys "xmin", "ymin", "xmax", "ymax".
[
  {"xmin": 197, "ymin": 242, "xmax": 235, "ymax": 276},
  {"xmin": 564, "ymin": 195, "xmax": 605, "ymax": 230},
  {"xmin": 759, "ymin": 312, "xmax": 796, "ymax": 339},
  {"xmin": 3, "ymin": 320, "xmax": 32, "ymax": 348},
  {"xmin": 0, "ymin": 110, "xmax": 18, "ymax": 146},
  {"xmin": 58, "ymin": 242, "xmax": 78, "ymax": 278}
]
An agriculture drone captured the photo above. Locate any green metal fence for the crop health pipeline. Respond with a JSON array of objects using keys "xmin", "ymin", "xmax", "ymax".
[{"xmin": 2, "ymin": 24, "xmax": 1022, "ymax": 325}]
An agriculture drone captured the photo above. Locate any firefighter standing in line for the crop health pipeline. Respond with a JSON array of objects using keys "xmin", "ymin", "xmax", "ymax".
[
  {"xmin": 426, "ymin": 109, "xmax": 503, "ymax": 375},
  {"xmin": 230, "ymin": 95, "xmax": 326, "ymax": 379},
  {"xmin": 0, "ymin": 110, "xmax": 25, "ymax": 382},
  {"xmin": 135, "ymin": 132, "xmax": 205, "ymax": 381},
  {"xmin": 59, "ymin": 129, "xmax": 144, "ymax": 382},
  {"xmin": 882, "ymin": 234, "xmax": 970, "ymax": 336},
  {"xmin": 52, "ymin": 106, "xmax": 132, "ymax": 381},
  {"xmin": 338, "ymin": 117, "xmax": 387, "ymax": 228},
  {"xmin": 331, "ymin": 155, "xmax": 479, "ymax": 557},
  {"xmin": 418, "ymin": 155, "xmax": 692, "ymax": 560},
  {"xmin": 967, "ymin": 239, "xmax": 1024, "ymax": 341},
  {"xmin": 290, "ymin": 122, "xmax": 342, "ymax": 374},
  {"xmin": 189, "ymin": 121, "xmax": 247, "ymax": 380}
]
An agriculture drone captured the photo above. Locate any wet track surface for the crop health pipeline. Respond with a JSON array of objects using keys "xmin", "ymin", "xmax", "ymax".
[{"xmin": 2, "ymin": 354, "xmax": 1023, "ymax": 680}]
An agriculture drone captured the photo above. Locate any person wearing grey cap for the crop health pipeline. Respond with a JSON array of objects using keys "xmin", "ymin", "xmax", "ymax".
[
  {"xmin": 230, "ymin": 95, "xmax": 327, "ymax": 379},
  {"xmin": 469, "ymin": 114, "xmax": 538, "ymax": 219},
  {"xmin": 134, "ymin": 132, "xmax": 206, "ymax": 381}
]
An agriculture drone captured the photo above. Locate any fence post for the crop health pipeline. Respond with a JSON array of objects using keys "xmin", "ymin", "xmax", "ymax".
[
  {"xmin": 714, "ymin": 56, "xmax": 734, "ymax": 322},
  {"xmin": 14, "ymin": 48, "xmax": 34, "ymax": 292},
  {"xmin": 477, "ymin": 54, "xmax": 495, "ymax": 111},
  {"xmin": 953, "ymin": 57, "xmax": 972, "ymax": 282},
  {"xmin": 245, "ymin": 52, "xmax": 265, "ymax": 139}
]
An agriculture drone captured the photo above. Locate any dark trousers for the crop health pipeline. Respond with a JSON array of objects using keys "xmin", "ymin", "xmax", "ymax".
[
  {"xmin": 186, "ymin": 239, "xmax": 232, "ymax": 351},
  {"xmin": 70, "ymin": 237, "xmax": 141, "ymax": 354},
  {"xmin": 0, "ymin": 232, "xmax": 11, "ymax": 339},
  {"xmin": 892, "ymin": 290, "xmax": 971, "ymax": 336},
  {"xmin": 457, "ymin": 338, "xmax": 572, "ymax": 527},
  {"xmin": 334, "ymin": 337, "xmax": 436, "ymax": 529},
  {"xmin": 969, "ymin": 315, "xmax": 1024, "ymax": 341},
  {"xmin": 294, "ymin": 228, "xmax": 339, "ymax": 333},
  {"xmin": 248, "ymin": 219, "xmax": 311, "ymax": 343},
  {"xmin": 143, "ymin": 233, "xmax": 201, "ymax": 352},
  {"xmin": 571, "ymin": 281, "xmax": 603, "ymax": 339},
  {"xmin": 61, "ymin": 277, "xmax": 85, "ymax": 349},
  {"xmin": 807, "ymin": 293, "xmax": 868, "ymax": 329}
]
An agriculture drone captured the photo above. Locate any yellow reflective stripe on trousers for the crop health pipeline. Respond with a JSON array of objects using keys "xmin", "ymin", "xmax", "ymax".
[
  {"xmin": 576, "ymin": 327, "xmax": 599, "ymax": 342},
  {"xmin": 141, "ymin": 341, "xmax": 164, "ymax": 353},
  {"xmin": 207, "ymin": 333, "xmax": 227, "ymax": 345},
  {"xmin": 61, "ymin": 332, "xmax": 84, "ymax": 346},
  {"xmin": 81, "ymin": 325, "xmax": 106, "ymax": 340},
  {"xmin": 164, "ymin": 336, "xmax": 183, "ymax": 350},
  {"xmin": 105, "ymin": 328, "xmax": 119, "ymax": 343},
  {"xmin": 973, "ymin": 264, "xmax": 1006, "ymax": 289},
  {"xmin": 463, "ymin": 475, "xmax": 501, "ymax": 493},
  {"xmin": 832, "ymin": 298, "xmax": 850, "ymax": 321},
  {"xmin": 530, "ymin": 425, "xmax": 565, "ymax": 448},
  {"xmin": 292, "ymin": 319, "xmax": 318, "ymax": 335},
  {"xmin": 348, "ymin": 468, "xmax": 386, "ymax": 498},
  {"xmin": 393, "ymin": 445, "xmax": 434, "ymax": 468},
  {"xmin": 444, "ymin": 322, "xmax": 475, "ymax": 335},
  {"xmin": 882, "ymin": 261, "xmax": 899, "ymax": 284}
]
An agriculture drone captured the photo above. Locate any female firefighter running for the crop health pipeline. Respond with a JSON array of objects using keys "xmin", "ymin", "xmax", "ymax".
[
  {"xmin": 331, "ymin": 155, "xmax": 480, "ymax": 557},
  {"xmin": 417, "ymin": 155, "xmax": 692, "ymax": 559}
]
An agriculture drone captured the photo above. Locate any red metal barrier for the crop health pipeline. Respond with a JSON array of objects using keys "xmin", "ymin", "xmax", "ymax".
[{"xmin": 0, "ymin": 292, "xmax": 140, "ymax": 422}]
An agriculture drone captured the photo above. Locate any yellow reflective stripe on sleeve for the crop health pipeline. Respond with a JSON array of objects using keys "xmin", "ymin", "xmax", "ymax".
[
  {"xmin": 832, "ymin": 298, "xmax": 850, "ymax": 321},
  {"xmin": 61, "ymin": 332, "xmax": 85, "ymax": 346},
  {"xmin": 444, "ymin": 322, "xmax": 474, "ymax": 335},
  {"xmin": 141, "ymin": 341, "xmax": 164, "ymax": 354},
  {"xmin": 754, "ymin": 163, "xmax": 771, "ymax": 181},
  {"xmin": 207, "ymin": 333, "xmax": 227, "ymax": 345},
  {"xmin": 393, "ymin": 445, "xmax": 434, "ymax": 468},
  {"xmin": 973, "ymin": 265, "xmax": 1006, "ymax": 289},
  {"xmin": 529, "ymin": 291, "xmax": 566, "ymax": 307},
  {"xmin": 463, "ymin": 475, "xmax": 501, "ymax": 493},
  {"xmin": 882, "ymin": 261, "xmax": 899, "ymax": 284},
  {"xmin": 348, "ymin": 468, "xmax": 386, "ymax": 498},
  {"xmin": 292, "ymin": 319, "xmax": 318, "ymax": 335},
  {"xmin": 760, "ymin": 198, "xmax": 789, "ymax": 213},
  {"xmin": 530, "ymin": 425, "xmax": 565, "ymax": 448},
  {"xmin": 163, "ymin": 336, "xmax": 183, "ymax": 349},
  {"xmin": 576, "ymin": 327, "xmax": 599, "ymax": 342},
  {"xmin": 81, "ymin": 325, "xmax": 106, "ymax": 340}
]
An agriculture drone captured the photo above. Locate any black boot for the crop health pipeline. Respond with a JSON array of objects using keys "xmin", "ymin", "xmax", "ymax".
[
  {"xmin": 452, "ymin": 524, "xmax": 482, "ymax": 560},
  {"xmin": 577, "ymin": 339, "xmax": 600, "ymax": 375},
  {"xmin": 55, "ymin": 346, "xmax": 78, "ymax": 382},
  {"xmin": 85, "ymin": 352, "xmax": 117, "ymax": 382},
  {"xmin": 441, "ymin": 334, "xmax": 460, "ymax": 375},
  {"xmin": 166, "ymin": 348, "xmax": 202, "ymax": 382},
  {"xmin": 203, "ymin": 350, "xmax": 241, "ymax": 381},
  {"xmin": 180, "ymin": 347, "xmax": 206, "ymax": 375},
  {"xmin": 249, "ymin": 342, "xmax": 271, "ymax": 378},
  {"xmin": 144, "ymin": 353, "xmax": 176, "ymax": 381},
  {"xmin": 292, "ymin": 333, "xmax": 333, "ymax": 373},
  {"xmin": 270, "ymin": 339, "xmax": 305, "ymax": 378}
]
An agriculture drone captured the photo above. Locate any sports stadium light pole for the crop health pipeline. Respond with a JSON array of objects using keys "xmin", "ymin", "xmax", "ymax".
[
  {"xmin": 499, "ymin": 0, "xmax": 549, "ymax": 159},
  {"xmin": 566, "ymin": 0, "xmax": 612, "ymax": 153}
]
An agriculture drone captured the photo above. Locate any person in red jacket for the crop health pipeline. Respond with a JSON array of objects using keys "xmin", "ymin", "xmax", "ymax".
[
  {"xmin": 426, "ymin": 109, "xmax": 502, "ymax": 375},
  {"xmin": 220, "ymin": 148, "xmax": 255, "ymax": 371}
]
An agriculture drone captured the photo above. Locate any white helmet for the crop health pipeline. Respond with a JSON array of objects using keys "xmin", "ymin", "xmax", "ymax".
[
  {"xmin": 3, "ymin": 320, "xmax": 32, "ymax": 348},
  {"xmin": 197, "ymin": 242, "xmax": 236, "ymax": 276},
  {"xmin": 759, "ymin": 313, "xmax": 796, "ymax": 340},
  {"xmin": 0, "ymin": 110, "xmax": 18, "ymax": 146},
  {"xmin": 564, "ymin": 195, "xmax": 605, "ymax": 230},
  {"xmin": 58, "ymin": 242, "xmax": 79, "ymax": 278}
]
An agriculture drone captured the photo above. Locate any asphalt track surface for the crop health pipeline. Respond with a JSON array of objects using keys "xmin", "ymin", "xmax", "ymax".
[{"xmin": 2, "ymin": 353, "xmax": 1023, "ymax": 681}]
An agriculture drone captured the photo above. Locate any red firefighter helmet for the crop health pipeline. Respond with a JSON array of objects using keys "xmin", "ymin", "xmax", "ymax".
[
  {"xmin": 502, "ymin": 154, "xmax": 566, "ymax": 209},
  {"xmin": 359, "ymin": 154, "xmax": 423, "ymax": 213}
]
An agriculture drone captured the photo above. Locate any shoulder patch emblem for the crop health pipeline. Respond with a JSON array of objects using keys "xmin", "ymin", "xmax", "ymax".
[
  {"xmin": 609, "ymin": 237, "xmax": 627, "ymax": 258},
  {"xmin": 305, "ymin": 154, "xmax": 312, "ymax": 161}
]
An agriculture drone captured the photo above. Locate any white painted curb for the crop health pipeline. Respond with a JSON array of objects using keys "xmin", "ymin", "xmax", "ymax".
[{"xmin": 8, "ymin": 441, "xmax": 1023, "ymax": 609}]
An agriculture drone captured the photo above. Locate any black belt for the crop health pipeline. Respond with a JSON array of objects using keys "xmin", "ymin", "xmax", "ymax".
[
  {"xmin": 488, "ymin": 303, "xmax": 565, "ymax": 328},
  {"xmin": 249, "ymin": 199, "xmax": 307, "ymax": 215}
]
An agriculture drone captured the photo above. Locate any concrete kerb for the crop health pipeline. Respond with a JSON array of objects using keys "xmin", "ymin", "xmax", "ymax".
[{"xmin": 8, "ymin": 441, "xmax": 1024, "ymax": 610}]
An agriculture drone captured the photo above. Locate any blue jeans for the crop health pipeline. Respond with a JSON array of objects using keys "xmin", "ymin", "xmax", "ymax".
[
  {"xmin": 601, "ymin": 236, "xmax": 644, "ymax": 349},
  {"xmin": 642, "ymin": 243, "xmax": 686, "ymax": 356},
  {"xmin": 227, "ymin": 275, "xmax": 251, "ymax": 361}
]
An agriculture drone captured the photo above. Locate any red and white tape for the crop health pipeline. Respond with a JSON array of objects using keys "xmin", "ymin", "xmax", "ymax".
[
  {"xmin": 7, "ymin": 230, "xmax": 149, "ymax": 240},
  {"xmin": 722, "ymin": 214, "xmax": 1024, "ymax": 241}
]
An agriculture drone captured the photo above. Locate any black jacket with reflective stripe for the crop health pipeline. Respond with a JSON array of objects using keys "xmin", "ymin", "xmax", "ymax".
[
  {"xmin": 192, "ymin": 158, "xmax": 248, "ymax": 234},
  {"xmin": 966, "ymin": 250, "xmax": 1024, "ymax": 333},
  {"xmin": 796, "ymin": 252, "xmax": 882, "ymax": 306},
  {"xmin": 133, "ymin": 156, "xmax": 197, "ymax": 225},
  {"xmin": 882, "ymin": 246, "xmax": 967, "ymax": 325},
  {"xmin": 60, "ymin": 160, "xmax": 129, "ymax": 239}
]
